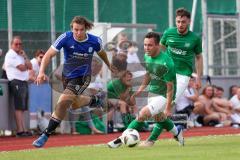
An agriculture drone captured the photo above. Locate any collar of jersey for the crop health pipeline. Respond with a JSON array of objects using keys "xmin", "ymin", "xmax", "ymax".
[
  {"xmin": 73, "ymin": 33, "xmax": 89, "ymax": 43},
  {"xmin": 177, "ymin": 28, "xmax": 189, "ymax": 36}
]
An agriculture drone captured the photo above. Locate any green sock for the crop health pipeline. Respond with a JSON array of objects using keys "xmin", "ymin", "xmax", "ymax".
[
  {"xmin": 161, "ymin": 118, "xmax": 174, "ymax": 131},
  {"xmin": 121, "ymin": 113, "xmax": 128, "ymax": 128},
  {"xmin": 148, "ymin": 123, "xmax": 163, "ymax": 141},
  {"xmin": 127, "ymin": 119, "xmax": 144, "ymax": 131},
  {"xmin": 122, "ymin": 113, "xmax": 134, "ymax": 129},
  {"xmin": 129, "ymin": 114, "xmax": 135, "ymax": 123}
]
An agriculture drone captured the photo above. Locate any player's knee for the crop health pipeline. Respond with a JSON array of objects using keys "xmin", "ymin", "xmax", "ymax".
[
  {"xmin": 56, "ymin": 99, "xmax": 72, "ymax": 110},
  {"xmin": 137, "ymin": 107, "xmax": 151, "ymax": 121}
]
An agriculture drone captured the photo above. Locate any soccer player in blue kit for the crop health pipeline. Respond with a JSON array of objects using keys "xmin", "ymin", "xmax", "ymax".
[{"xmin": 33, "ymin": 16, "xmax": 113, "ymax": 148}]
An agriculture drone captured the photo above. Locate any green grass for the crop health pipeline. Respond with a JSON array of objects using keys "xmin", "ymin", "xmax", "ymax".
[{"xmin": 1, "ymin": 135, "xmax": 240, "ymax": 160}]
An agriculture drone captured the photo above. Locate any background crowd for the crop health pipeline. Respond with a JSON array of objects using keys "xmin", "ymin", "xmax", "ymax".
[{"xmin": 0, "ymin": 31, "xmax": 240, "ymax": 138}]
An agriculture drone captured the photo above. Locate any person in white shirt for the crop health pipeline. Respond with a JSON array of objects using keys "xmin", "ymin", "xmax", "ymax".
[
  {"xmin": 29, "ymin": 49, "xmax": 45, "ymax": 81},
  {"xmin": 229, "ymin": 87, "xmax": 240, "ymax": 127},
  {"xmin": 4, "ymin": 36, "xmax": 32, "ymax": 137},
  {"xmin": 126, "ymin": 43, "xmax": 140, "ymax": 64},
  {"xmin": 175, "ymin": 77, "xmax": 199, "ymax": 113},
  {"xmin": 174, "ymin": 76, "xmax": 200, "ymax": 128},
  {"xmin": 230, "ymin": 87, "xmax": 240, "ymax": 109}
]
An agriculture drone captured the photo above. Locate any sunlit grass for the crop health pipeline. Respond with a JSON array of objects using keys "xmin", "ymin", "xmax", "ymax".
[{"xmin": 1, "ymin": 135, "xmax": 240, "ymax": 160}]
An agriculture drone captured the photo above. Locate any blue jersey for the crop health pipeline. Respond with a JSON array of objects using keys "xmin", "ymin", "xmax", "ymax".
[{"xmin": 52, "ymin": 31, "xmax": 102, "ymax": 78}]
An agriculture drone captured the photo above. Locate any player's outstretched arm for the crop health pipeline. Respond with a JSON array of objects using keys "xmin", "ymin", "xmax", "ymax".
[
  {"xmin": 195, "ymin": 54, "xmax": 203, "ymax": 89},
  {"xmin": 164, "ymin": 81, "xmax": 174, "ymax": 117},
  {"xmin": 97, "ymin": 50, "xmax": 111, "ymax": 68},
  {"xmin": 129, "ymin": 73, "xmax": 150, "ymax": 105},
  {"xmin": 159, "ymin": 43, "xmax": 166, "ymax": 51},
  {"xmin": 36, "ymin": 47, "xmax": 57, "ymax": 84},
  {"xmin": 134, "ymin": 73, "xmax": 151, "ymax": 97}
]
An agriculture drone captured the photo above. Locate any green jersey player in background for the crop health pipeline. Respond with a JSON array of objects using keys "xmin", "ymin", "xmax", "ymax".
[
  {"xmin": 141, "ymin": 8, "xmax": 203, "ymax": 147},
  {"xmin": 107, "ymin": 32, "xmax": 184, "ymax": 148}
]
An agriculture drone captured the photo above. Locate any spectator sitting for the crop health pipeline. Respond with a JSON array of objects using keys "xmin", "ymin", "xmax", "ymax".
[
  {"xmin": 111, "ymin": 50, "xmax": 128, "ymax": 78},
  {"xmin": 174, "ymin": 76, "xmax": 200, "ymax": 128},
  {"xmin": 229, "ymin": 85, "xmax": 239, "ymax": 99},
  {"xmin": 229, "ymin": 87, "xmax": 240, "ymax": 127},
  {"xmin": 29, "ymin": 49, "xmax": 45, "ymax": 82},
  {"xmin": 211, "ymin": 85, "xmax": 236, "ymax": 127},
  {"xmin": 193, "ymin": 85, "xmax": 228, "ymax": 126},
  {"xmin": 70, "ymin": 106, "xmax": 104, "ymax": 134},
  {"xmin": 212, "ymin": 86, "xmax": 233, "ymax": 115},
  {"xmin": 107, "ymin": 70, "xmax": 138, "ymax": 132},
  {"xmin": 230, "ymin": 87, "xmax": 240, "ymax": 110}
]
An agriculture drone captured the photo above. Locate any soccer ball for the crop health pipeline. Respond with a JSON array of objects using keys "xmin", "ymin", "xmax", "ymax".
[{"xmin": 122, "ymin": 129, "xmax": 140, "ymax": 147}]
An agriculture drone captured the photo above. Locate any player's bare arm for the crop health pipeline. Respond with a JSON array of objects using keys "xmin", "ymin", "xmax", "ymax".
[
  {"xmin": 36, "ymin": 47, "xmax": 57, "ymax": 84},
  {"xmin": 130, "ymin": 73, "xmax": 151, "ymax": 105},
  {"xmin": 164, "ymin": 81, "xmax": 174, "ymax": 117},
  {"xmin": 195, "ymin": 54, "xmax": 203, "ymax": 89},
  {"xmin": 133, "ymin": 72, "xmax": 151, "ymax": 97},
  {"xmin": 159, "ymin": 43, "xmax": 166, "ymax": 51},
  {"xmin": 97, "ymin": 49, "xmax": 112, "ymax": 69}
]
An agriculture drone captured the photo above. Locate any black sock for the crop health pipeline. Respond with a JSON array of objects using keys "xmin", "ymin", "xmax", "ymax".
[{"xmin": 44, "ymin": 117, "xmax": 61, "ymax": 137}]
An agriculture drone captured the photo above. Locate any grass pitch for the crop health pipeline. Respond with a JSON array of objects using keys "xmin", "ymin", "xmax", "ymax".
[{"xmin": 1, "ymin": 135, "xmax": 240, "ymax": 160}]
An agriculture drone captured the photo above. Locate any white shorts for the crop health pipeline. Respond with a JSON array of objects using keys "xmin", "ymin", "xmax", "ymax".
[
  {"xmin": 146, "ymin": 74, "xmax": 190, "ymax": 116},
  {"xmin": 174, "ymin": 74, "xmax": 190, "ymax": 104},
  {"xmin": 147, "ymin": 94, "xmax": 167, "ymax": 116}
]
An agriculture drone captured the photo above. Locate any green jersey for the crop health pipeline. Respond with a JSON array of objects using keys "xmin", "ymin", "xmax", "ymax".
[
  {"xmin": 107, "ymin": 79, "xmax": 132, "ymax": 99},
  {"xmin": 161, "ymin": 27, "xmax": 202, "ymax": 76},
  {"xmin": 144, "ymin": 51, "xmax": 176, "ymax": 99}
]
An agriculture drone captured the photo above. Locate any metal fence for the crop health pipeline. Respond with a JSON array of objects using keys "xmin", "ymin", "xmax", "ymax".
[{"xmin": 0, "ymin": 0, "xmax": 240, "ymax": 76}]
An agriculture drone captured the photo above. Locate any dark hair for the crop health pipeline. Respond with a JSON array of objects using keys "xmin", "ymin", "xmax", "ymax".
[
  {"xmin": 70, "ymin": 16, "xmax": 94, "ymax": 30},
  {"xmin": 34, "ymin": 49, "xmax": 45, "ymax": 57},
  {"xmin": 215, "ymin": 86, "xmax": 224, "ymax": 92},
  {"xmin": 229, "ymin": 85, "xmax": 239, "ymax": 98},
  {"xmin": 144, "ymin": 32, "xmax": 160, "ymax": 44},
  {"xmin": 120, "ymin": 70, "xmax": 133, "ymax": 80},
  {"xmin": 176, "ymin": 8, "xmax": 191, "ymax": 19}
]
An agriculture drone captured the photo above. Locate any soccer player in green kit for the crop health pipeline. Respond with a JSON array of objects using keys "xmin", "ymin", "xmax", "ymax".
[
  {"xmin": 107, "ymin": 32, "xmax": 184, "ymax": 148},
  {"xmin": 139, "ymin": 8, "xmax": 203, "ymax": 147},
  {"xmin": 107, "ymin": 70, "xmax": 138, "ymax": 130}
]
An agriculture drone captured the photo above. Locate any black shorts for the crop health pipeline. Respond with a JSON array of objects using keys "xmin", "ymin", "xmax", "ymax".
[
  {"xmin": 62, "ymin": 75, "xmax": 91, "ymax": 95},
  {"xmin": 9, "ymin": 79, "xmax": 28, "ymax": 111}
]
